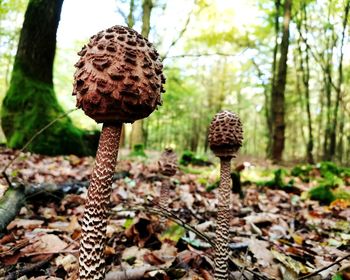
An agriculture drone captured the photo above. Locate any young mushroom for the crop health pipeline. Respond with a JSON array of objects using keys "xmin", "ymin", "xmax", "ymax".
[
  {"xmin": 158, "ymin": 148, "xmax": 178, "ymax": 226},
  {"xmin": 73, "ymin": 25, "xmax": 165, "ymax": 280},
  {"xmin": 208, "ymin": 110, "xmax": 243, "ymax": 279}
]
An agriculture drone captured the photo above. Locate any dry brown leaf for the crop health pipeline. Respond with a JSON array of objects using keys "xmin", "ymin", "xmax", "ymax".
[
  {"xmin": 21, "ymin": 234, "xmax": 68, "ymax": 255},
  {"xmin": 7, "ymin": 219, "xmax": 44, "ymax": 230}
]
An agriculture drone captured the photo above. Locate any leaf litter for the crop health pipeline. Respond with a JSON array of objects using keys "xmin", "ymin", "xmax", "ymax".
[{"xmin": 0, "ymin": 147, "xmax": 349, "ymax": 279}]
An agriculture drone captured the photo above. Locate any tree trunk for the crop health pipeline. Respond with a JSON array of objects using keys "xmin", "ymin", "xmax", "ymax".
[
  {"xmin": 328, "ymin": 0, "xmax": 350, "ymax": 160},
  {"xmin": 296, "ymin": 4, "xmax": 314, "ymax": 163},
  {"xmin": 130, "ymin": 0, "xmax": 153, "ymax": 150},
  {"xmin": 267, "ymin": 0, "xmax": 281, "ymax": 157},
  {"xmin": 270, "ymin": 0, "xmax": 292, "ymax": 163},
  {"xmin": 1, "ymin": 0, "xmax": 95, "ymax": 156}
]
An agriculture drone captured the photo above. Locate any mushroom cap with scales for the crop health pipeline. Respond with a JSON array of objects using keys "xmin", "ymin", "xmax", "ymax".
[
  {"xmin": 158, "ymin": 148, "xmax": 178, "ymax": 177},
  {"xmin": 208, "ymin": 110, "xmax": 243, "ymax": 158},
  {"xmin": 72, "ymin": 25, "xmax": 165, "ymax": 124}
]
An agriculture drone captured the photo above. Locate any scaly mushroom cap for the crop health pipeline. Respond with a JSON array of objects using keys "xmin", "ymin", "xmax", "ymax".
[
  {"xmin": 158, "ymin": 148, "xmax": 178, "ymax": 177},
  {"xmin": 73, "ymin": 25, "xmax": 165, "ymax": 123},
  {"xmin": 208, "ymin": 110, "xmax": 243, "ymax": 158}
]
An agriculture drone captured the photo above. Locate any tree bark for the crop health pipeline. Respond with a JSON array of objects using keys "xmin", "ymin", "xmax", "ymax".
[
  {"xmin": 328, "ymin": 0, "xmax": 350, "ymax": 160},
  {"xmin": 296, "ymin": 3, "xmax": 314, "ymax": 163},
  {"xmin": 270, "ymin": 0, "xmax": 292, "ymax": 163},
  {"xmin": 130, "ymin": 0, "xmax": 153, "ymax": 150},
  {"xmin": 1, "ymin": 0, "xmax": 95, "ymax": 156},
  {"xmin": 267, "ymin": 0, "xmax": 281, "ymax": 157}
]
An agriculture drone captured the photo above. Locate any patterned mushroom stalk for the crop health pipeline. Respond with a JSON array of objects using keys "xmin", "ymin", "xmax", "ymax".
[
  {"xmin": 208, "ymin": 111, "xmax": 243, "ymax": 280},
  {"xmin": 73, "ymin": 25, "xmax": 165, "ymax": 280},
  {"xmin": 158, "ymin": 148, "xmax": 178, "ymax": 226}
]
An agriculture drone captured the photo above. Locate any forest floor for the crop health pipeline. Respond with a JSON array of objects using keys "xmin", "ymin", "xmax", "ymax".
[{"xmin": 0, "ymin": 147, "xmax": 349, "ymax": 280}]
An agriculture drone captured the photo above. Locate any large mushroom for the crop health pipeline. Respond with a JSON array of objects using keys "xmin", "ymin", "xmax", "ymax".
[
  {"xmin": 208, "ymin": 110, "xmax": 243, "ymax": 279},
  {"xmin": 73, "ymin": 25, "xmax": 165, "ymax": 280}
]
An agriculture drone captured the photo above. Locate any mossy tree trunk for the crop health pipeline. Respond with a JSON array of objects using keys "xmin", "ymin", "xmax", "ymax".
[{"xmin": 1, "ymin": 0, "xmax": 95, "ymax": 156}]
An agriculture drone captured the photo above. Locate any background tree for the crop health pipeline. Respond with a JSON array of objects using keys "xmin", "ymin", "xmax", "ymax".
[
  {"xmin": 270, "ymin": 0, "xmax": 292, "ymax": 163},
  {"xmin": 1, "ymin": 0, "xmax": 95, "ymax": 155},
  {"xmin": 130, "ymin": 0, "xmax": 153, "ymax": 150},
  {"xmin": 0, "ymin": 0, "xmax": 27, "ymax": 142}
]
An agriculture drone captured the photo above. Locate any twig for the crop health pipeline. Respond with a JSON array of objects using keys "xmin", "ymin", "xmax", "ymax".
[
  {"xmin": 116, "ymin": 205, "xmax": 269, "ymax": 280},
  {"xmin": 161, "ymin": 0, "xmax": 195, "ymax": 60},
  {"xmin": 144, "ymin": 204, "xmax": 214, "ymax": 246},
  {"xmin": 298, "ymin": 253, "xmax": 350, "ymax": 279},
  {"xmin": 1, "ymin": 108, "xmax": 77, "ymax": 183},
  {"xmin": 238, "ymin": 249, "xmax": 250, "ymax": 279},
  {"xmin": 165, "ymin": 48, "xmax": 248, "ymax": 59}
]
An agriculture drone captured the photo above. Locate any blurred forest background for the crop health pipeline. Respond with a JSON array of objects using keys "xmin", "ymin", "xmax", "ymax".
[{"xmin": 0, "ymin": 0, "xmax": 350, "ymax": 164}]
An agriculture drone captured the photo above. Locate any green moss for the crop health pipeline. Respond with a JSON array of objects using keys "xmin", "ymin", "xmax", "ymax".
[
  {"xmin": 291, "ymin": 164, "xmax": 313, "ymax": 182},
  {"xmin": 257, "ymin": 168, "xmax": 294, "ymax": 189},
  {"xmin": 1, "ymin": 65, "xmax": 95, "ymax": 155},
  {"xmin": 318, "ymin": 161, "xmax": 341, "ymax": 177},
  {"xmin": 309, "ymin": 184, "xmax": 336, "ymax": 204}
]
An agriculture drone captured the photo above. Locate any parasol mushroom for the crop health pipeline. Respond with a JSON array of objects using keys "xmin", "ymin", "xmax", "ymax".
[
  {"xmin": 73, "ymin": 25, "xmax": 165, "ymax": 280},
  {"xmin": 208, "ymin": 110, "xmax": 243, "ymax": 279}
]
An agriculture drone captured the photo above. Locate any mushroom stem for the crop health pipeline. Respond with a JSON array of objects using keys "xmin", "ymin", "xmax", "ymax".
[
  {"xmin": 214, "ymin": 157, "xmax": 232, "ymax": 280},
  {"xmin": 79, "ymin": 123, "xmax": 122, "ymax": 280},
  {"xmin": 159, "ymin": 176, "xmax": 170, "ymax": 225}
]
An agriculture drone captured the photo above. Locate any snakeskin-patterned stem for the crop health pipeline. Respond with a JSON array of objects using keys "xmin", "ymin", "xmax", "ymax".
[
  {"xmin": 159, "ymin": 177, "xmax": 170, "ymax": 225},
  {"xmin": 214, "ymin": 158, "xmax": 232, "ymax": 280},
  {"xmin": 79, "ymin": 123, "xmax": 122, "ymax": 280}
]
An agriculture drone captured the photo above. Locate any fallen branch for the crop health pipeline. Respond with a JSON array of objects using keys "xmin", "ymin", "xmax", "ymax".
[
  {"xmin": 298, "ymin": 253, "xmax": 350, "ymax": 280},
  {"xmin": 0, "ymin": 186, "xmax": 25, "ymax": 232},
  {"xmin": 0, "ymin": 171, "xmax": 129, "ymax": 231}
]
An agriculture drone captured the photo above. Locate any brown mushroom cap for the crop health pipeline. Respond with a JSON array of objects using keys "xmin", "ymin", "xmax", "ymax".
[
  {"xmin": 158, "ymin": 148, "xmax": 178, "ymax": 177},
  {"xmin": 73, "ymin": 25, "xmax": 165, "ymax": 123},
  {"xmin": 208, "ymin": 110, "xmax": 243, "ymax": 158}
]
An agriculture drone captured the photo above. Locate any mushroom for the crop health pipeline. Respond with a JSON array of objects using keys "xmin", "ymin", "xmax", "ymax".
[
  {"xmin": 73, "ymin": 25, "xmax": 165, "ymax": 280},
  {"xmin": 158, "ymin": 148, "xmax": 178, "ymax": 226},
  {"xmin": 208, "ymin": 110, "xmax": 243, "ymax": 279}
]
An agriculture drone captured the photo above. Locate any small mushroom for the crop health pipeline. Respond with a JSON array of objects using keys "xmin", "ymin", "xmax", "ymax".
[
  {"xmin": 158, "ymin": 148, "xmax": 178, "ymax": 226},
  {"xmin": 208, "ymin": 110, "xmax": 243, "ymax": 279},
  {"xmin": 74, "ymin": 25, "xmax": 165, "ymax": 280}
]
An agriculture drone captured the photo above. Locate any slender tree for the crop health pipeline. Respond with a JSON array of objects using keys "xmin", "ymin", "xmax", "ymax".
[
  {"xmin": 270, "ymin": 0, "xmax": 292, "ymax": 163},
  {"xmin": 296, "ymin": 2, "xmax": 314, "ymax": 163},
  {"xmin": 130, "ymin": 0, "xmax": 153, "ymax": 150},
  {"xmin": 328, "ymin": 0, "xmax": 350, "ymax": 160},
  {"xmin": 267, "ymin": 0, "xmax": 281, "ymax": 157}
]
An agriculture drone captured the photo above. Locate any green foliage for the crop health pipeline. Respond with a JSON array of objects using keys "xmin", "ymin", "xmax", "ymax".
[
  {"xmin": 179, "ymin": 165, "xmax": 204, "ymax": 175},
  {"xmin": 1, "ymin": 65, "xmax": 95, "ymax": 155},
  {"xmin": 130, "ymin": 144, "xmax": 147, "ymax": 157},
  {"xmin": 331, "ymin": 274, "xmax": 343, "ymax": 280},
  {"xmin": 333, "ymin": 189, "xmax": 350, "ymax": 201},
  {"xmin": 179, "ymin": 150, "xmax": 211, "ymax": 166},
  {"xmin": 160, "ymin": 224, "xmax": 185, "ymax": 242}
]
